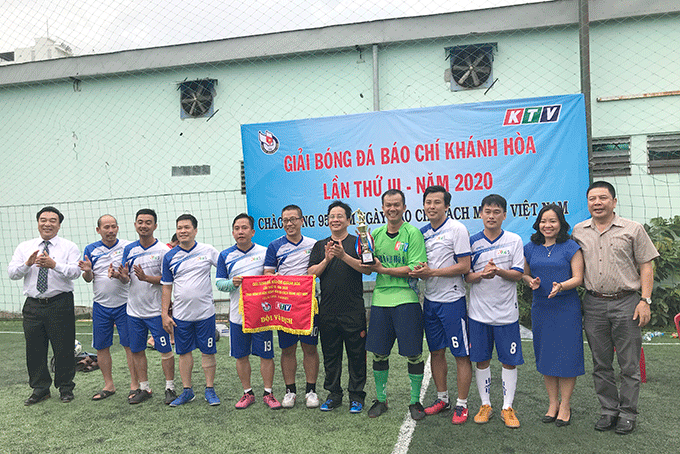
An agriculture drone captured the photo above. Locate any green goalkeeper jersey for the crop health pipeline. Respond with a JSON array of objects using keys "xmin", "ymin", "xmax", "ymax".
[{"xmin": 372, "ymin": 221, "xmax": 427, "ymax": 307}]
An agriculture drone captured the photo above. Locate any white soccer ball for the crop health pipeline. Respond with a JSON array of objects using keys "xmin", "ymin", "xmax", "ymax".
[{"xmin": 74, "ymin": 339, "xmax": 82, "ymax": 355}]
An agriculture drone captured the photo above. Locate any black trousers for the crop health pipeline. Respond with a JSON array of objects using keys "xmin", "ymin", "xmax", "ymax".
[
  {"xmin": 22, "ymin": 292, "xmax": 76, "ymax": 394},
  {"xmin": 318, "ymin": 313, "xmax": 367, "ymax": 403}
]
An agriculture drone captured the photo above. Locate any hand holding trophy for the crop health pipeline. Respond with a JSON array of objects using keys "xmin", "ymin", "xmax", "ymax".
[{"xmin": 353, "ymin": 208, "xmax": 376, "ymax": 265}]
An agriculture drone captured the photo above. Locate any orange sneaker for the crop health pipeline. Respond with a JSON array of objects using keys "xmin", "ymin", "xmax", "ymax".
[
  {"xmin": 501, "ymin": 407, "xmax": 520, "ymax": 428},
  {"xmin": 474, "ymin": 404, "xmax": 493, "ymax": 424}
]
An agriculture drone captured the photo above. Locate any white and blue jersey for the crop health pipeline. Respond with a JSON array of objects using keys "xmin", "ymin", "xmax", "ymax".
[
  {"xmin": 216, "ymin": 243, "xmax": 267, "ymax": 325},
  {"xmin": 161, "ymin": 242, "xmax": 219, "ymax": 322},
  {"xmin": 121, "ymin": 239, "xmax": 169, "ymax": 319},
  {"xmin": 420, "ymin": 218, "xmax": 471, "ymax": 303},
  {"xmin": 468, "ymin": 230, "xmax": 524, "ymax": 326},
  {"xmin": 83, "ymin": 239, "xmax": 130, "ymax": 308},
  {"xmin": 264, "ymin": 235, "xmax": 315, "ymax": 275}
]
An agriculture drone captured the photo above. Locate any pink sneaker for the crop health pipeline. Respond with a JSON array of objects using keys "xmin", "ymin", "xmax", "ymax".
[
  {"xmin": 235, "ymin": 393, "xmax": 255, "ymax": 409},
  {"xmin": 263, "ymin": 393, "xmax": 282, "ymax": 410}
]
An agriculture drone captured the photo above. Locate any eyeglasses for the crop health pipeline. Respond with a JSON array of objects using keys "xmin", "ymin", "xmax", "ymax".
[{"xmin": 282, "ymin": 217, "xmax": 301, "ymax": 224}]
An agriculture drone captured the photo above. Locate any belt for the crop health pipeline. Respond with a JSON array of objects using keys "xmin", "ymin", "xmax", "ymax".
[
  {"xmin": 29, "ymin": 292, "xmax": 71, "ymax": 304},
  {"xmin": 586, "ymin": 289, "xmax": 636, "ymax": 300}
]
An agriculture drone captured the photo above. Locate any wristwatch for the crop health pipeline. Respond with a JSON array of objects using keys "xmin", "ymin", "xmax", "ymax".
[{"xmin": 641, "ymin": 297, "xmax": 652, "ymax": 305}]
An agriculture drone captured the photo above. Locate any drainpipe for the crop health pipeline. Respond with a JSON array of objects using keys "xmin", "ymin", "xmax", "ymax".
[{"xmin": 372, "ymin": 44, "xmax": 380, "ymax": 111}]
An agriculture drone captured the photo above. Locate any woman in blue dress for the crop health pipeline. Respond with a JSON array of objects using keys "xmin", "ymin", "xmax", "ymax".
[{"xmin": 523, "ymin": 204, "xmax": 584, "ymax": 427}]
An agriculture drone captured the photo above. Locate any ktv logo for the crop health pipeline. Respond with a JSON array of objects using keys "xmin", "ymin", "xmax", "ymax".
[
  {"xmin": 502, "ymin": 105, "xmax": 561, "ymax": 126},
  {"xmin": 276, "ymin": 302, "xmax": 292, "ymax": 312}
]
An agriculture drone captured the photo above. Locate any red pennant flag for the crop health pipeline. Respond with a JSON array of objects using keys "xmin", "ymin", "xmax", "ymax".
[{"xmin": 239, "ymin": 275, "xmax": 318, "ymax": 334}]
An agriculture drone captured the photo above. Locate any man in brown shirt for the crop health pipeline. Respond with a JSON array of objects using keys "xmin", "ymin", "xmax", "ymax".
[{"xmin": 572, "ymin": 181, "xmax": 659, "ymax": 435}]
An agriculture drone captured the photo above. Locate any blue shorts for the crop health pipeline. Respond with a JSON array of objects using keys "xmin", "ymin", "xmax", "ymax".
[
  {"xmin": 128, "ymin": 315, "xmax": 172, "ymax": 354},
  {"xmin": 230, "ymin": 322, "xmax": 274, "ymax": 359},
  {"xmin": 174, "ymin": 315, "xmax": 217, "ymax": 355},
  {"xmin": 92, "ymin": 302, "xmax": 130, "ymax": 350},
  {"xmin": 423, "ymin": 297, "xmax": 470, "ymax": 357},
  {"xmin": 469, "ymin": 319, "xmax": 524, "ymax": 366},
  {"xmin": 277, "ymin": 316, "xmax": 319, "ymax": 349},
  {"xmin": 366, "ymin": 303, "xmax": 423, "ymax": 357}
]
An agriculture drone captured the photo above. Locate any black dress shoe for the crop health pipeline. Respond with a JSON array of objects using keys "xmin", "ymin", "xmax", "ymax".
[
  {"xmin": 542, "ymin": 414, "xmax": 557, "ymax": 423},
  {"xmin": 60, "ymin": 391, "xmax": 74, "ymax": 403},
  {"xmin": 24, "ymin": 392, "xmax": 51, "ymax": 406},
  {"xmin": 594, "ymin": 414, "xmax": 618, "ymax": 431},
  {"xmin": 615, "ymin": 417, "xmax": 636, "ymax": 435},
  {"xmin": 555, "ymin": 409, "xmax": 571, "ymax": 427}
]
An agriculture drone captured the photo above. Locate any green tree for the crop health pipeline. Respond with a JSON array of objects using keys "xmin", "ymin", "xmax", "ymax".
[{"xmin": 646, "ymin": 216, "xmax": 680, "ymax": 327}]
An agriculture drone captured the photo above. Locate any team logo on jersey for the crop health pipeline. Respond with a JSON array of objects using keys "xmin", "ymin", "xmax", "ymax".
[
  {"xmin": 261, "ymin": 301, "xmax": 271, "ymax": 312},
  {"xmin": 394, "ymin": 241, "xmax": 409, "ymax": 252},
  {"xmin": 258, "ymin": 130, "xmax": 279, "ymax": 155},
  {"xmin": 275, "ymin": 302, "xmax": 292, "ymax": 312},
  {"xmin": 496, "ymin": 248, "xmax": 510, "ymax": 256}
]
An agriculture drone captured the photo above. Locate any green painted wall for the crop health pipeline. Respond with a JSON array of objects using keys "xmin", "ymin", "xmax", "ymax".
[{"xmin": 1, "ymin": 16, "xmax": 678, "ymax": 311}]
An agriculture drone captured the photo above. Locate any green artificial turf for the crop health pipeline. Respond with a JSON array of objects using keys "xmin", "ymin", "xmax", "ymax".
[{"xmin": 0, "ymin": 320, "xmax": 678, "ymax": 454}]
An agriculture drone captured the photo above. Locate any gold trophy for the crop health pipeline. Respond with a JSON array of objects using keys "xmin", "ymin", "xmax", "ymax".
[{"xmin": 353, "ymin": 209, "xmax": 375, "ymax": 265}]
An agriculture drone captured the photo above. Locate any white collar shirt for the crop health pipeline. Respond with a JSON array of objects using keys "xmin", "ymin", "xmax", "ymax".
[{"xmin": 8, "ymin": 235, "xmax": 81, "ymax": 298}]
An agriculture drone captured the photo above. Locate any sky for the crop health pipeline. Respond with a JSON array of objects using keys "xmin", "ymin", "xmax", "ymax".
[{"xmin": 1, "ymin": 0, "xmax": 547, "ymax": 55}]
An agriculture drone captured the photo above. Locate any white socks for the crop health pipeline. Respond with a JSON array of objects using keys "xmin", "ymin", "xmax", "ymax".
[
  {"xmin": 502, "ymin": 367, "xmax": 518, "ymax": 410},
  {"xmin": 475, "ymin": 366, "xmax": 491, "ymax": 406}
]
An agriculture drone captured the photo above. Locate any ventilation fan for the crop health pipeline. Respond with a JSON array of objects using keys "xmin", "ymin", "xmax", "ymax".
[
  {"xmin": 179, "ymin": 79, "xmax": 217, "ymax": 118},
  {"xmin": 446, "ymin": 44, "xmax": 495, "ymax": 91}
]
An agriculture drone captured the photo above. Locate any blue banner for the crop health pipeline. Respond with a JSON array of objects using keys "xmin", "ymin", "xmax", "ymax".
[{"xmin": 242, "ymin": 94, "xmax": 589, "ymax": 246}]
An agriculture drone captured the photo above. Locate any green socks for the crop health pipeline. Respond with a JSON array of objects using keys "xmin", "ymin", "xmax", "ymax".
[
  {"xmin": 374, "ymin": 369, "xmax": 389, "ymax": 402},
  {"xmin": 408, "ymin": 373, "xmax": 424, "ymax": 405}
]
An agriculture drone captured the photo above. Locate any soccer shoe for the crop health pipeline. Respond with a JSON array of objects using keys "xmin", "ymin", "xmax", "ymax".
[
  {"xmin": 368, "ymin": 400, "xmax": 388, "ymax": 418},
  {"xmin": 204, "ymin": 387, "xmax": 221, "ymax": 406},
  {"xmin": 129, "ymin": 389, "xmax": 152, "ymax": 405},
  {"xmin": 409, "ymin": 402, "xmax": 426, "ymax": 421},
  {"xmin": 169, "ymin": 388, "xmax": 195, "ymax": 407},
  {"xmin": 451, "ymin": 406, "xmax": 469, "ymax": 425},
  {"xmin": 501, "ymin": 407, "xmax": 520, "ymax": 428},
  {"xmin": 235, "ymin": 393, "xmax": 256, "ymax": 409},
  {"xmin": 349, "ymin": 401, "xmax": 363, "ymax": 414},
  {"xmin": 306, "ymin": 391, "xmax": 320, "ymax": 408},
  {"xmin": 424, "ymin": 398, "xmax": 451, "ymax": 415},
  {"xmin": 282, "ymin": 392, "xmax": 296, "ymax": 408},
  {"xmin": 320, "ymin": 397, "xmax": 341, "ymax": 411},
  {"xmin": 474, "ymin": 405, "xmax": 493, "ymax": 424},
  {"xmin": 263, "ymin": 393, "xmax": 282, "ymax": 410},
  {"xmin": 164, "ymin": 389, "xmax": 177, "ymax": 405}
]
